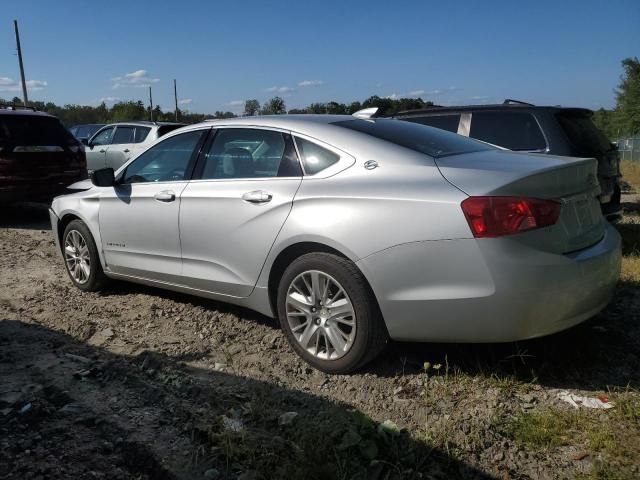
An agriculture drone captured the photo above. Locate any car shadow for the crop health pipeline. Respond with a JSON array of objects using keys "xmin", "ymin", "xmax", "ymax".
[
  {"xmin": 0, "ymin": 202, "xmax": 51, "ymax": 230},
  {"xmin": 0, "ymin": 319, "xmax": 495, "ymax": 480}
]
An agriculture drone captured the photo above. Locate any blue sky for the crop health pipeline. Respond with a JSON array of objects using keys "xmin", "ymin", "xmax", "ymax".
[{"xmin": 1, "ymin": 0, "xmax": 638, "ymax": 114}]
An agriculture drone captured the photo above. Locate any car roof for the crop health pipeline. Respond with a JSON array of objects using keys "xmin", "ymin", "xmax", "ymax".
[
  {"xmin": 393, "ymin": 102, "xmax": 593, "ymax": 117},
  {"xmin": 0, "ymin": 106, "xmax": 55, "ymax": 118},
  {"xmin": 105, "ymin": 121, "xmax": 185, "ymax": 128}
]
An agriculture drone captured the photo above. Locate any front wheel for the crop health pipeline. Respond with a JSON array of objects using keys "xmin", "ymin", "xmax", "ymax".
[
  {"xmin": 277, "ymin": 253, "xmax": 387, "ymax": 374},
  {"xmin": 62, "ymin": 219, "xmax": 108, "ymax": 292}
]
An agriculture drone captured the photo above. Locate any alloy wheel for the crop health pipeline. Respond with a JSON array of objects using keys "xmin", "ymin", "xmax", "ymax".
[
  {"xmin": 285, "ymin": 270, "xmax": 356, "ymax": 360},
  {"xmin": 64, "ymin": 229, "xmax": 91, "ymax": 284}
]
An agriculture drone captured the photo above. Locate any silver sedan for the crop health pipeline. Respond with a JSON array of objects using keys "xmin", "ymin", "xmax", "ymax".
[{"xmin": 49, "ymin": 114, "xmax": 621, "ymax": 373}]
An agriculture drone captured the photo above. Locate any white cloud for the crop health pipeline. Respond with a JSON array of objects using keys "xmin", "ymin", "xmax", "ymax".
[
  {"xmin": 0, "ymin": 77, "xmax": 47, "ymax": 92},
  {"xmin": 298, "ymin": 80, "xmax": 324, "ymax": 87},
  {"xmin": 384, "ymin": 93, "xmax": 400, "ymax": 100},
  {"xmin": 112, "ymin": 69, "xmax": 160, "ymax": 89},
  {"xmin": 226, "ymin": 100, "xmax": 244, "ymax": 106},
  {"xmin": 178, "ymin": 98, "xmax": 192, "ymax": 105},
  {"xmin": 100, "ymin": 96, "xmax": 120, "ymax": 103},
  {"xmin": 408, "ymin": 89, "xmax": 425, "ymax": 97},
  {"xmin": 265, "ymin": 86, "xmax": 294, "ymax": 93}
]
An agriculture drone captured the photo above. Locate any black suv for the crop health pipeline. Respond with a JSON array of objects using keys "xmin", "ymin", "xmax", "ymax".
[
  {"xmin": 391, "ymin": 100, "xmax": 622, "ymax": 220},
  {"xmin": 0, "ymin": 105, "xmax": 87, "ymax": 204}
]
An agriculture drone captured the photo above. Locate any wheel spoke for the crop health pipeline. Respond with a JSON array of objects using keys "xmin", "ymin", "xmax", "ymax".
[
  {"xmin": 324, "ymin": 325, "xmax": 347, "ymax": 355},
  {"xmin": 298, "ymin": 322, "xmax": 318, "ymax": 349},
  {"xmin": 287, "ymin": 293, "xmax": 312, "ymax": 314}
]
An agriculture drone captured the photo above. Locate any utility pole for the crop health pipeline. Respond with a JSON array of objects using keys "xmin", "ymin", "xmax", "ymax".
[
  {"xmin": 13, "ymin": 20, "xmax": 29, "ymax": 107},
  {"xmin": 174, "ymin": 79, "xmax": 179, "ymax": 122},
  {"xmin": 149, "ymin": 86, "xmax": 153, "ymax": 122}
]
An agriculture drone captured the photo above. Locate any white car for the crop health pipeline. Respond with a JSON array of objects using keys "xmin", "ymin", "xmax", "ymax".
[{"xmin": 84, "ymin": 121, "xmax": 184, "ymax": 171}]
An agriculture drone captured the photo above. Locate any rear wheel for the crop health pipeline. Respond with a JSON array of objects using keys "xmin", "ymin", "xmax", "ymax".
[
  {"xmin": 277, "ymin": 252, "xmax": 387, "ymax": 373},
  {"xmin": 62, "ymin": 220, "xmax": 107, "ymax": 292}
]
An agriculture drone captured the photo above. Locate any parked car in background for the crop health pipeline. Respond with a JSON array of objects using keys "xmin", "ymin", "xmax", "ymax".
[
  {"xmin": 50, "ymin": 115, "xmax": 620, "ymax": 373},
  {"xmin": 391, "ymin": 100, "xmax": 622, "ymax": 221},
  {"xmin": 84, "ymin": 121, "xmax": 184, "ymax": 171},
  {"xmin": 69, "ymin": 123, "xmax": 104, "ymax": 143},
  {"xmin": 0, "ymin": 105, "xmax": 87, "ymax": 204}
]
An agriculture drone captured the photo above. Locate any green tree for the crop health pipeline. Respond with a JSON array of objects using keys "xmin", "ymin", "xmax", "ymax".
[
  {"xmin": 244, "ymin": 99, "xmax": 260, "ymax": 116},
  {"xmin": 261, "ymin": 97, "xmax": 286, "ymax": 115},
  {"xmin": 615, "ymin": 57, "xmax": 640, "ymax": 136}
]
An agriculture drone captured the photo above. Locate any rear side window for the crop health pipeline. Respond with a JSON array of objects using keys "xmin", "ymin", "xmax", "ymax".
[
  {"xmin": 469, "ymin": 111, "xmax": 546, "ymax": 151},
  {"xmin": 134, "ymin": 126, "xmax": 151, "ymax": 143},
  {"xmin": 0, "ymin": 115, "xmax": 77, "ymax": 148},
  {"xmin": 403, "ymin": 114, "xmax": 461, "ymax": 133},
  {"xmin": 333, "ymin": 118, "xmax": 492, "ymax": 158},
  {"xmin": 555, "ymin": 111, "xmax": 612, "ymax": 156},
  {"xmin": 294, "ymin": 137, "xmax": 340, "ymax": 174},
  {"xmin": 112, "ymin": 126, "xmax": 135, "ymax": 144}
]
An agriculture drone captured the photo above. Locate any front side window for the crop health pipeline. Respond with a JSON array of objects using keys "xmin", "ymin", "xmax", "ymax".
[
  {"xmin": 121, "ymin": 130, "xmax": 205, "ymax": 184},
  {"xmin": 294, "ymin": 137, "xmax": 340, "ymax": 174},
  {"xmin": 404, "ymin": 114, "xmax": 461, "ymax": 133},
  {"xmin": 91, "ymin": 127, "xmax": 114, "ymax": 146},
  {"xmin": 469, "ymin": 111, "xmax": 547, "ymax": 151},
  {"xmin": 199, "ymin": 128, "xmax": 301, "ymax": 179},
  {"xmin": 112, "ymin": 126, "xmax": 135, "ymax": 144}
]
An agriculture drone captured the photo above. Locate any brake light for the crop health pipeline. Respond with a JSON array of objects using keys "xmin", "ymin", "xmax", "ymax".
[{"xmin": 460, "ymin": 196, "xmax": 561, "ymax": 238}]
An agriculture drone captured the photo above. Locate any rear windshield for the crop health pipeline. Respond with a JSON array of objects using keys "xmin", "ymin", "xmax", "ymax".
[
  {"xmin": 555, "ymin": 110, "xmax": 612, "ymax": 156},
  {"xmin": 157, "ymin": 124, "xmax": 184, "ymax": 137},
  {"xmin": 332, "ymin": 118, "xmax": 492, "ymax": 158},
  {"xmin": 0, "ymin": 115, "xmax": 77, "ymax": 148},
  {"xmin": 71, "ymin": 124, "xmax": 104, "ymax": 139}
]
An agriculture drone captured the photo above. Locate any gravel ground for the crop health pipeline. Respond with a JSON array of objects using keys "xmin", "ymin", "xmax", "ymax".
[{"xmin": 1, "ymin": 201, "xmax": 639, "ymax": 480}]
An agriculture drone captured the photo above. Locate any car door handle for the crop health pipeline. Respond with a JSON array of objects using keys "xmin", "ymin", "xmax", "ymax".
[
  {"xmin": 123, "ymin": 149, "xmax": 130, "ymax": 153},
  {"xmin": 242, "ymin": 190, "xmax": 273, "ymax": 204},
  {"xmin": 99, "ymin": 149, "xmax": 106, "ymax": 153},
  {"xmin": 154, "ymin": 191, "xmax": 176, "ymax": 202}
]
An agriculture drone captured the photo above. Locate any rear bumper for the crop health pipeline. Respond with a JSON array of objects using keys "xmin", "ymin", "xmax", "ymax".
[
  {"xmin": 358, "ymin": 225, "xmax": 621, "ymax": 342},
  {"xmin": 0, "ymin": 180, "xmax": 81, "ymax": 204}
]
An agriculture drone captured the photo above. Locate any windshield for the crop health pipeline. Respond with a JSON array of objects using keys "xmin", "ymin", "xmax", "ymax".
[
  {"xmin": 332, "ymin": 118, "xmax": 493, "ymax": 158},
  {"xmin": 555, "ymin": 110, "xmax": 612, "ymax": 156}
]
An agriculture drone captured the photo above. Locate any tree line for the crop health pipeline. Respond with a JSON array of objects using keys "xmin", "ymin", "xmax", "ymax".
[
  {"xmin": 0, "ymin": 94, "xmax": 433, "ymax": 128},
  {"xmin": 2, "ymin": 57, "xmax": 636, "ymax": 138},
  {"xmin": 591, "ymin": 57, "xmax": 639, "ymax": 139}
]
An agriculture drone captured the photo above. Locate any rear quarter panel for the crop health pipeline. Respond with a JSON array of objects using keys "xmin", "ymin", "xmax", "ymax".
[{"xmin": 256, "ymin": 151, "xmax": 471, "ymax": 288}]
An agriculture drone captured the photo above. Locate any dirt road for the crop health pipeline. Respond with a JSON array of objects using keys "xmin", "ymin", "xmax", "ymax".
[{"xmin": 1, "ymin": 203, "xmax": 638, "ymax": 479}]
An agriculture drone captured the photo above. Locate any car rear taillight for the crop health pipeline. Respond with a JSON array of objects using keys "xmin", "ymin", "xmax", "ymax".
[{"xmin": 461, "ymin": 196, "xmax": 561, "ymax": 238}]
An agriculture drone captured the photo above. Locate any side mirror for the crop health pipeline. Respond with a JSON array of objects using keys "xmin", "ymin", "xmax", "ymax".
[
  {"xmin": 90, "ymin": 168, "xmax": 115, "ymax": 187},
  {"xmin": 81, "ymin": 138, "xmax": 90, "ymax": 146}
]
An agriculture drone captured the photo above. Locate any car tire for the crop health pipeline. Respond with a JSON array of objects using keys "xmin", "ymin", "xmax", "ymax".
[
  {"xmin": 62, "ymin": 219, "xmax": 108, "ymax": 292},
  {"xmin": 277, "ymin": 252, "xmax": 388, "ymax": 374}
]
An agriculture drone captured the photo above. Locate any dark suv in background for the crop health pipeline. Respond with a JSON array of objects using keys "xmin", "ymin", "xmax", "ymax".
[
  {"xmin": 392, "ymin": 100, "xmax": 622, "ymax": 220},
  {"xmin": 0, "ymin": 105, "xmax": 87, "ymax": 205}
]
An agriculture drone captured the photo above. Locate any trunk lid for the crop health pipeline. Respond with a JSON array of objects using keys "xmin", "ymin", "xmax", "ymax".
[{"xmin": 436, "ymin": 150, "xmax": 605, "ymax": 253}]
